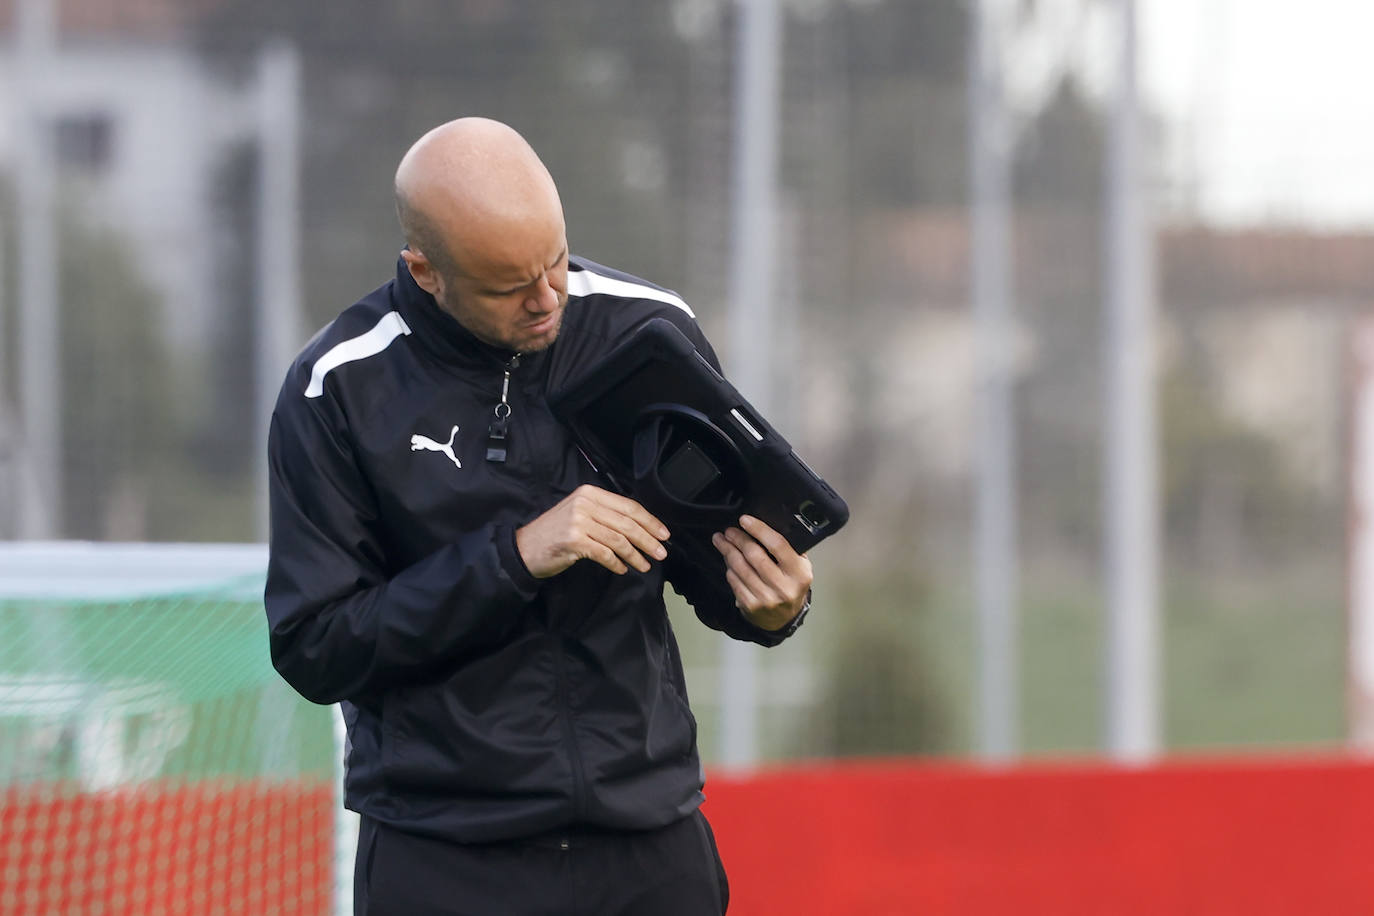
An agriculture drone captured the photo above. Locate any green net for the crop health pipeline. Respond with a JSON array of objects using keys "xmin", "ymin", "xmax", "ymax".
[{"xmin": 0, "ymin": 544, "xmax": 340, "ymax": 916}]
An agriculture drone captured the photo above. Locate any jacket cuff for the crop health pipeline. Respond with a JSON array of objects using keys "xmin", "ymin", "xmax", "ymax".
[{"xmin": 495, "ymin": 524, "xmax": 541, "ymax": 599}]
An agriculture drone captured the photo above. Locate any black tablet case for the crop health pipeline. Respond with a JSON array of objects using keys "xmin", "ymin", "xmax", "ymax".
[{"xmin": 549, "ymin": 318, "xmax": 849, "ymax": 570}]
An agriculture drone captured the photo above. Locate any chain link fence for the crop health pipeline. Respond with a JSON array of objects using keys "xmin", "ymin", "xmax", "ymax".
[{"xmin": 0, "ymin": 0, "xmax": 1362, "ymax": 765}]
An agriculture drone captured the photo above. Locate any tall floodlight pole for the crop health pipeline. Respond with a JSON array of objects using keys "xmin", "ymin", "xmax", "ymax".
[
  {"xmin": 1348, "ymin": 318, "xmax": 1374, "ymax": 753},
  {"xmin": 721, "ymin": 0, "xmax": 781, "ymax": 770},
  {"xmin": 968, "ymin": 0, "xmax": 1019, "ymax": 761},
  {"xmin": 0, "ymin": 219, "xmax": 9, "ymax": 537},
  {"xmin": 14, "ymin": 0, "xmax": 60, "ymax": 539},
  {"xmin": 1103, "ymin": 0, "xmax": 1159, "ymax": 761},
  {"xmin": 250, "ymin": 38, "xmax": 342, "ymax": 913},
  {"xmin": 254, "ymin": 40, "xmax": 304, "ymax": 541}
]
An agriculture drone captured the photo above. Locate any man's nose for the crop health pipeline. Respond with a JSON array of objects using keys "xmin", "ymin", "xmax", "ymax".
[{"xmin": 527, "ymin": 275, "xmax": 560, "ymax": 312}]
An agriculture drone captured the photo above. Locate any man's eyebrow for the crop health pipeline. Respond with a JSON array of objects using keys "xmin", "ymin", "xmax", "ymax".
[{"xmin": 482, "ymin": 248, "xmax": 568, "ymax": 296}]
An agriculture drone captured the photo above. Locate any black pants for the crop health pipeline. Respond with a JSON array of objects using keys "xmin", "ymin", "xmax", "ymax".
[{"xmin": 354, "ymin": 811, "xmax": 730, "ymax": 916}]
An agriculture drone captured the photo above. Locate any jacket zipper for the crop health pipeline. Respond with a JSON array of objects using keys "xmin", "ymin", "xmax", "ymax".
[
  {"xmin": 499, "ymin": 349, "xmax": 587, "ymax": 822},
  {"xmin": 552, "ymin": 632, "xmax": 589, "ymax": 822}
]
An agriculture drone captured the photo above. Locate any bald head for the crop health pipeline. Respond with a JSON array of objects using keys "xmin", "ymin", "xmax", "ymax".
[
  {"xmin": 393, "ymin": 118, "xmax": 571, "ymax": 352},
  {"xmin": 394, "ymin": 118, "xmax": 563, "ymax": 276}
]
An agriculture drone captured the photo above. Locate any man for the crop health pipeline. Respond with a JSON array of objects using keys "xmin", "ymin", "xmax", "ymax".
[{"xmin": 265, "ymin": 118, "xmax": 812, "ymax": 915}]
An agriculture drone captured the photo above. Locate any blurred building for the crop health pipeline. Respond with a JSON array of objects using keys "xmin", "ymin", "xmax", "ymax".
[
  {"xmin": 838, "ymin": 211, "xmax": 1374, "ymax": 572},
  {"xmin": 0, "ymin": 0, "xmax": 246, "ymax": 350}
]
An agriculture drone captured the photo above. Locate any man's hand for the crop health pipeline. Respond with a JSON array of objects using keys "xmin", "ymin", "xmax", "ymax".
[
  {"xmin": 516, "ymin": 485, "xmax": 670, "ymax": 578},
  {"xmin": 712, "ymin": 515, "xmax": 813, "ymax": 632}
]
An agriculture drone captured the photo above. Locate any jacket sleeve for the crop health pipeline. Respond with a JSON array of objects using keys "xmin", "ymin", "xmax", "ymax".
[
  {"xmin": 264, "ymin": 383, "xmax": 541, "ymax": 705},
  {"xmin": 656, "ymin": 314, "xmax": 808, "ymax": 648}
]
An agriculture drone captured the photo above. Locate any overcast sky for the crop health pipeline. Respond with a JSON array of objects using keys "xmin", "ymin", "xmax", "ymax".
[{"xmin": 1142, "ymin": 0, "xmax": 1374, "ymax": 229}]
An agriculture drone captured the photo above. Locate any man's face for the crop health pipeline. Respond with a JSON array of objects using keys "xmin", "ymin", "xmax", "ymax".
[
  {"xmin": 430, "ymin": 213, "xmax": 569, "ymax": 354},
  {"xmin": 437, "ymin": 245, "xmax": 568, "ymax": 354}
]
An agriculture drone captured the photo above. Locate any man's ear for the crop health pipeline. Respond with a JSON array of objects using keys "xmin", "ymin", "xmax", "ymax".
[{"xmin": 401, "ymin": 248, "xmax": 442, "ymax": 297}]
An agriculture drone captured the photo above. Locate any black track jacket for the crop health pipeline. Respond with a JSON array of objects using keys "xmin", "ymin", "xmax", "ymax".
[{"xmin": 265, "ymin": 254, "xmax": 801, "ymax": 844}]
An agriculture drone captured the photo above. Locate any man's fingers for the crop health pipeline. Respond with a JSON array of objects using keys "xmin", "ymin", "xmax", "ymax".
[
  {"xmin": 737, "ymin": 516, "xmax": 813, "ymax": 590},
  {"xmin": 715, "ymin": 517, "xmax": 814, "ymax": 610},
  {"xmin": 576, "ymin": 485, "xmax": 670, "ymax": 541},
  {"xmin": 594, "ymin": 506, "xmax": 669, "ymax": 563},
  {"xmin": 713, "ymin": 530, "xmax": 783, "ymax": 606},
  {"xmin": 577, "ymin": 508, "xmax": 667, "ymax": 572},
  {"xmin": 718, "ymin": 527, "xmax": 795, "ymax": 597},
  {"xmin": 518, "ymin": 486, "xmax": 670, "ymax": 578},
  {"xmin": 728, "ymin": 564, "xmax": 780, "ymax": 609},
  {"xmin": 712, "ymin": 516, "xmax": 813, "ymax": 630},
  {"xmin": 723, "ymin": 567, "xmax": 762, "ymax": 609},
  {"xmin": 573, "ymin": 486, "xmax": 671, "ymax": 570},
  {"xmin": 737, "ymin": 515, "xmax": 808, "ymax": 574},
  {"xmin": 585, "ymin": 519, "xmax": 655, "ymax": 574},
  {"xmin": 584, "ymin": 538, "xmax": 630, "ymax": 575}
]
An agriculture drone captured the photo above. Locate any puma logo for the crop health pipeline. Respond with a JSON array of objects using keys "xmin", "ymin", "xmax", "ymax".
[{"xmin": 410, "ymin": 425, "xmax": 462, "ymax": 469}]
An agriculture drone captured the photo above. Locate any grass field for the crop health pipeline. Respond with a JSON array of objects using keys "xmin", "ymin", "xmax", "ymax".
[
  {"xmin": 1017, "ymin": 567, "xmax": 1345, "ymax": 754},
  {"xmin": 671, "ymin": 558, "xmax": 1347, "ymax": 765}
]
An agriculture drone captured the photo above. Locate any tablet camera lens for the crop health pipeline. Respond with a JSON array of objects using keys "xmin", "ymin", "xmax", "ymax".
[{"xmin": 796, "ymin": 500, "xmax": 829, "ymax": 532}]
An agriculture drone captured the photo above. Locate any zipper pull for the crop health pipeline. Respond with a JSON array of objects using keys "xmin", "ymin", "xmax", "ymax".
[{"xmin": 486, "ymin": 354, "xmax": 521, "ymax": 463}]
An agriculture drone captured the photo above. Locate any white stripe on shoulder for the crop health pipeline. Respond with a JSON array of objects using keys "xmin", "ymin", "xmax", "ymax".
[
  {"xmin": 304, "ymin": 311, "xmax": 412, "ymax": 399},
  {"xmin": 566, "ymin": 268, "xmax": 695, "ymax": 317}
]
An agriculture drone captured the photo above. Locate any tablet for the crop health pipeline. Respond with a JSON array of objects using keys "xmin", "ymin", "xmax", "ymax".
[{"xmin": 548, "ymin": 317, "xmax": 849, "ymax": 560}]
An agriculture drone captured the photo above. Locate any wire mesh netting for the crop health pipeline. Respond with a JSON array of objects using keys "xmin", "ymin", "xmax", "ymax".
[
  {"xmin": 0, "ymin": 546, "xmax": 338, "ymax": 915},
  {"xmin": 0, "ymin": 0, "xmax": 1363, "ymax": 765}
]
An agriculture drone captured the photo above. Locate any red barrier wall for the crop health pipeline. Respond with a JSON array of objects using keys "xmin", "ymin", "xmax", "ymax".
[
  {"xmin": 703, "ymin": 757, "xmax": 1374, "ymax": 916},
  {"xmin": 0, "ymin": 782, "xmax": 333, "ymax": 916},
  {"xmin": 7, "ymin": 760, "xmax": 1374, "ymax": 914}
]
